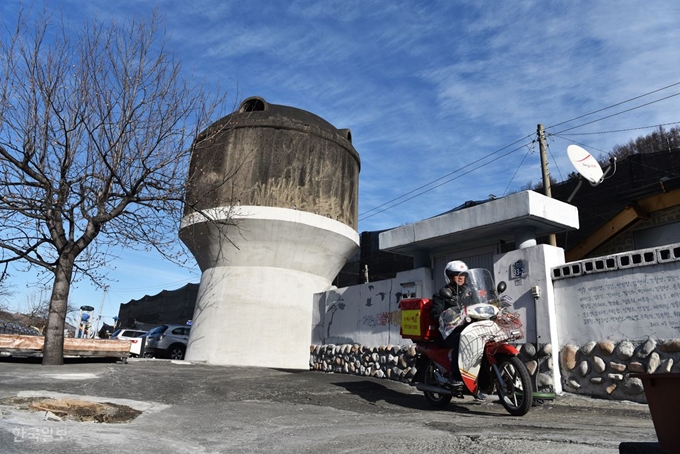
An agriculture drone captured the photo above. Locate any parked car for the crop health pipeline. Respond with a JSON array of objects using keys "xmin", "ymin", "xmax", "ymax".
[
  {"xmin": 110, "ymin": 329, "xmax": 148, "ymax": 356},
  {"xmin": 144, "ymin": 324, "xmax": 191, "ymax": 360},
  {"xmin": 128, "ymin": 332, "xmax": 149, "ymax": 357},
  {"xmin": 111, "ymin": 329, "xmax": 148, "ymax": 340}
]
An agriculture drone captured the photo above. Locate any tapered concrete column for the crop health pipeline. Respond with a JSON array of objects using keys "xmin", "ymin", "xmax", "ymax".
[{"xmin": 181, "ymin": 206, "xmax": 359, "ymax": 369}]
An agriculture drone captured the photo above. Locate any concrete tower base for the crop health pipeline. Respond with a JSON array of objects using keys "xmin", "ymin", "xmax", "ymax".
[{"xmin": 182, "ymin": 206, "xmax": 359, "ymax": 369}]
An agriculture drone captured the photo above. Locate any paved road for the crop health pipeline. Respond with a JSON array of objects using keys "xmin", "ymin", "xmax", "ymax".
[{"xmin": 0, "ymin": 358, "xmax": 660, "ymax": 453}]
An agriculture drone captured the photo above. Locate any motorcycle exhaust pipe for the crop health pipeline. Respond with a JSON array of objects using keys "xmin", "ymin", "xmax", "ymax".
[{"xmin": 415, "ymin": 383, "xmax": 454, "ymax": 395}]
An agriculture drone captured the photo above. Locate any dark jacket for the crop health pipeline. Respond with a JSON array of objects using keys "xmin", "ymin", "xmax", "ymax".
[{"xmin": 431, "ymin": 283, "xmax": 471, "ymax": 321}]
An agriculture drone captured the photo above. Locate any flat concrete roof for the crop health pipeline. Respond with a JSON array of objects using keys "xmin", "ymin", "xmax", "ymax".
[{"xmin": 379, "ymin": 191, "xmax": 579, "ymax": 256}]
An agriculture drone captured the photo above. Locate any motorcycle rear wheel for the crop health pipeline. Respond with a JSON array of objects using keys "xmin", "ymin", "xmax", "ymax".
[
  {"xmin": 423, "ymin": 361, "xmax": 452, "ymax": 408},
  {"xmin": 495, "ymin": 356, "xmax": 532, "ymax": 416}
]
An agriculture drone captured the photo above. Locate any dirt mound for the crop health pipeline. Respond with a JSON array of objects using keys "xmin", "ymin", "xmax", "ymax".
[{"xmin": 1, "ymin": 396, "xmax": 142, "ymax": 423}]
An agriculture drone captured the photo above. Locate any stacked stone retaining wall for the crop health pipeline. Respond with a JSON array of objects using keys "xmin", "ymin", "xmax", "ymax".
[
  {"xmin": 310, "ymin": 341, "xmax": 556, "ymax": 396},
  {"xmin": 312, "ymin": 339, "xmax": 680, "ymax": 404},
  {"xmin": 559, "ymin": 338, "xmax": 680, "ymax": 403}
]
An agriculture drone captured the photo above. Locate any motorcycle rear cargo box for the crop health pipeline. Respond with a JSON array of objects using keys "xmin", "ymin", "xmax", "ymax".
[{"xmin": 399, "ymin": 298, "xmax": 439, "ymax": 341}]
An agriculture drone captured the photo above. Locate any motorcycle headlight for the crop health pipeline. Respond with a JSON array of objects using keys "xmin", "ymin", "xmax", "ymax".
[{"xmin": 470, "ymin": 305, "xmax": 497, "ymax": 319}]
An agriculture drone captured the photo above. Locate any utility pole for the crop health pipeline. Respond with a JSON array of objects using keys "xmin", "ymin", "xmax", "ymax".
[
  {"xmin": 94, "ymin": 286, "xmax": 109, "ymax": 338},
  {"xmin": 537, "ymin": 124, "xmax": 557, "ymax": 246}
]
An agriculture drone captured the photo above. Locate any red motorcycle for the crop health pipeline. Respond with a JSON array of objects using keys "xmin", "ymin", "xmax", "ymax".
[{"xmin": 400, "ymin": 268, "xmax": 533, "ymax": 416}]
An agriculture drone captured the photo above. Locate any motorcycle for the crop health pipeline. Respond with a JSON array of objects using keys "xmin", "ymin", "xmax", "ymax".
[{"xmin": 399, "ymin": 268, "xmax": 533, "ymax": 416}]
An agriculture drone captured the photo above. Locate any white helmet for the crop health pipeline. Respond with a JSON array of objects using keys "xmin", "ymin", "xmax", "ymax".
[{"xmin": 444, "ymin": 260, "xmax": 468, "ymax": 284}]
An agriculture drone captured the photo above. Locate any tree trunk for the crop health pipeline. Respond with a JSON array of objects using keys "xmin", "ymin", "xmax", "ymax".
[{"xmin": 42, "ymin": 255, "xmax": 75, "ymax": 365}]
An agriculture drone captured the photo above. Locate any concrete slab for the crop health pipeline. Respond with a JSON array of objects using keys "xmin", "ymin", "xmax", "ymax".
[
  {"xmin": 0, "ymin": 357, "xmax": 658, "ymax": 453},
  {"xmin": 379, "ymin": 191, "xmax": 579, "ymax": 258}
]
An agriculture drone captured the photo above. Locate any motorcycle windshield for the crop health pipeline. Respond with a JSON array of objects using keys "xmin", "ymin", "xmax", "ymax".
[{"xmin": 458, "ymin": 268, "xmax": 498, "ymax": 306}]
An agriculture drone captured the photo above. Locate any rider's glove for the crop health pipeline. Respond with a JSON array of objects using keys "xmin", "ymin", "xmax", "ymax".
[{"xmin": 499, "ymin": 294, "xmax": 513, "ymax": 308}]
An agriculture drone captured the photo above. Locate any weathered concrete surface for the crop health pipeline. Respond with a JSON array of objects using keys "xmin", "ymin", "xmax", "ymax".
[
  {"xmin": 0, "ymin": 358, "xmax": 659, "ymax": 453},
  {"xmin": 183, "ymin": 97, "xmax": 360, "ymax": 228},
  {"xmin": 179, "ymin": 97, "xmax": 360, "ymax": 369}
]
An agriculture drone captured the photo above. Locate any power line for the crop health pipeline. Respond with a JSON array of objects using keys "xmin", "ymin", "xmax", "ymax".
[
  {"xmin": 549, "ymin": 134, "xmax": 609, "ymax": 155},
  {"xmin": 546, "ymin": 140, "xmax": 564, "ymax": 182},
  {"xmin": 555, "ymin": 121, "xmax": 680, "ymax": 136},
  {"xmin": 552, "ymin": 92, "xmax": 680, "ymax": 135},
  {"xmin": 359, "ymin": 134, "xmax": 534, "ymax": 218},
  {"xmin": 359, "ymin": 82, "xmax": 680, "ymax": 224},
  {"xmin": 547, "ymin": 81, "xmax": 680, "ymax": 129},
  {"xmin": 502, "ymin": 142, "xmax": 535, "ymax": 197},
  {"xmin": 359, "ymin": 140, "xmax": 533, "ymax": 222}
]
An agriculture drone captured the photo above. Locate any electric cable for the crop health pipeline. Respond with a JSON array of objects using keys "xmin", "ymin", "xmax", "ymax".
[
  {"xmin": 502, "ymin": 141, "xmax": 535, "ymax": 197},
  {"xmin": 359, "ymin": 82, "xmax": 680, "ymax": 225},
  {"xmin": 549, "ymin": 133, "xmax": 609, "ymax": 155},
  {"xmin": 552, "ymin": 92, "xmax": 680, "ymax": 135},
  {"xmin": 359, "ymin": 140, "xmax": 533, "ymax": 222},
  {"xmin": 556, "ymin": 121, "xmax": 680, "ymax": 136},
  {"xmin": 546, "ymin": 140, "xmax": 564, "ymax": 182},
  {"xmin": 547, "ymin": 81, "xmax": 680, "ymax": 130},
  {"xmin": 359, "ymin": 133, "xmax": 534, "ymax": 218},
  {"xmin": 108, "ymin": 278, "xmax": 198, "ymax": 294}
]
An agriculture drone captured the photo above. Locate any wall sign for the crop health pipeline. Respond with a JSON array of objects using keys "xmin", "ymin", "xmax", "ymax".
[{"xmin": 510, "ymin": 260, "xmax": 529, "ymax": 280}]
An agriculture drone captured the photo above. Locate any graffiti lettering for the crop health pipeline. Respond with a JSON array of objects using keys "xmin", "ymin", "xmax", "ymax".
[{"xmin": 362, "ymin": 311, "xmax": 401, "ymax": 328}]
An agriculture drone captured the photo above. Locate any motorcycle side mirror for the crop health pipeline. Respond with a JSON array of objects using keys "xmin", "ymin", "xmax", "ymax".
[
  {"xmin": 439, "ymin": 287, "xmax": 453, "ymax": 299},
  {"xmin": 497, "ymin": 281, "xmax": 507, "ymax": 294}
]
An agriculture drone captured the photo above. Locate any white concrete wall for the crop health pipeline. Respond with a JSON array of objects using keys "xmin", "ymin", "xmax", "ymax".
[
  {"xmin": 494, "ymin": 244, "xmax": 566, "ymax": 394},
  {"xmin": 311, "ymin": 236, "xmax": 680, "ymax": 402},
  {"xmin": 553, "ymin": 244, "xmax": 680, "ymax": 346},
  {"xmin": 551, "ymin": 243, "xmax": 680, "ymax": 401},
  {"xmin": 314, "ymin": 247, "xmax": 566, "ymax": 348},
  {"xmin": 493, "ymin": 245, "xmax": 565, "ymax": 340},
  {"xmin": 312, "ymin": 268, "xmax": 433, "ymax": 346}
]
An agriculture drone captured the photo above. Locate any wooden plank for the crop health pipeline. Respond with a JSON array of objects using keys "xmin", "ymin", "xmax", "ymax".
[
  {"xmin": 0, "ymin": 334, "xmax": 130, "ymax": 356},
  {"xmin": 566, "ymin": 187, "xmax": 680, "ymax": 262},
  {"xmin": 64, "ymin": 338, "xmax": 130, "ymax": 353},
  {"xmin": 0, "ymin": 335, "xmax": 44, "ymax": 350},
  {"xmin": 639, "ymin": 187, "xmax": 680, "ymax": 213},
  {"xmin": 566, "ymin": 205, "xmax": 644, "ymax": 262}
]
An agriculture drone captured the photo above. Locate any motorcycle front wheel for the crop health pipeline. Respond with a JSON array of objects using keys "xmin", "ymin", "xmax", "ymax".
[
  {"xmin": 423, "ymin": 361, "xmax": 452, "ymax": 408},
  {"xmin": 495, "ymin": 356, "xmax": 533, "ymax": 416}
]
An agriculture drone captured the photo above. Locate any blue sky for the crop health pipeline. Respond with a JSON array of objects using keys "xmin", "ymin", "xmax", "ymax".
[{"xmin": 2, "ymin": 1, "xmax": 679, "ymax": 326}]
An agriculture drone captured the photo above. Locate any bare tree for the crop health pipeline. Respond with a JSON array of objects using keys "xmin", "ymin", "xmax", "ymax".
[
  {"xmin": 0, "ymin": 268, "xmax": 12, "ymax": 312},
  {"xmin": 606, "ymin": 126, "xmax": 680, "ymax": 162},
  {"xmin": 0, "ymin": 260, "xmax": 12, "ymax": 296},
  {"xmin": 0, "ymin": 8, "xmax": 227, "ymax": 364},
  {"xmin": 19, "ymin": 288, "xmax": 78, "ymax": 334}
]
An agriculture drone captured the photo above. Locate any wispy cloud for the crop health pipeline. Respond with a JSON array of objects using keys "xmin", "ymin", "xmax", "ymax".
[{"xmin": 2, "ymin": 0, "xmax": 678, "ymax": 309}]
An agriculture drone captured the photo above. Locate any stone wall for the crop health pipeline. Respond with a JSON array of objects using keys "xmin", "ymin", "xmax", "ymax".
[
  {"xmin": 310, "ymin": 341, "xmax": 557, "ymax": 396},
  {"xmin": 310, "ymin": 337, "xmax": 680, "ymax": 404},
  {"xmin": 309, "ymin": 344, "xmax": 418, "ymax": 381},
  {"xmin": 559, "ymin": 338, "xmax": 680, "ymax": 403}
]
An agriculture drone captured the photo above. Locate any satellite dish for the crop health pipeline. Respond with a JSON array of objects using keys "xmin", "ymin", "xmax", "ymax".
[{"xmin": 567, "ymin": 145, "xmax": 604, "ymax": 185}]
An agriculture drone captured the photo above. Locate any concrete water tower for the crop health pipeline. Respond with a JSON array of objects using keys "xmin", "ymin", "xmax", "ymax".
[{"xmin": 180, "ymin": 96, "xmax": 360, "ymax": 369}]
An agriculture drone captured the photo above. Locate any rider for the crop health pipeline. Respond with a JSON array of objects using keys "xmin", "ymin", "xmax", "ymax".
[{"xmin": 431, "ymin": 260, "xmax": 474, "ymax": 387}]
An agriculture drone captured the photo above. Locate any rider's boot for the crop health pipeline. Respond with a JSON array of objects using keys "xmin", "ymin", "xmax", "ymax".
[
  {"xmin": 447, "ymin": 379, "xmax": 463, "ymax": 388},
  {"xmin": 446, "ymin": 350, "xmax": 463, "ymax": 387}
]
